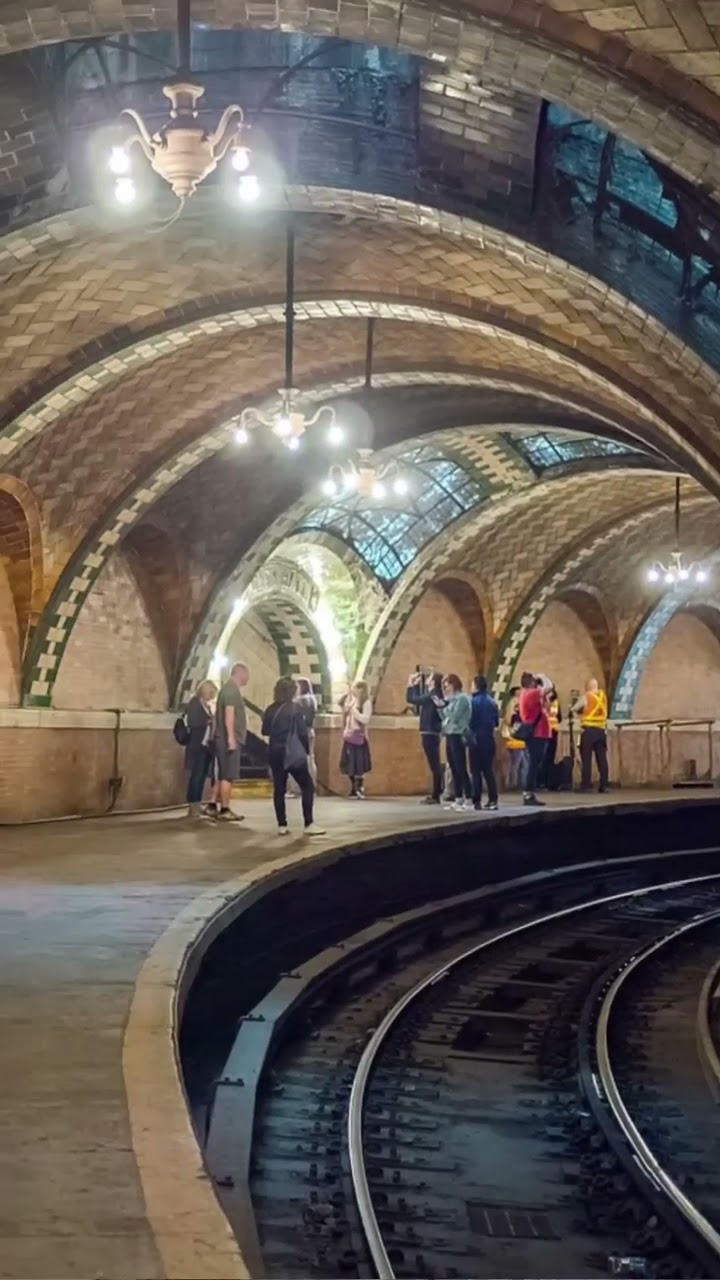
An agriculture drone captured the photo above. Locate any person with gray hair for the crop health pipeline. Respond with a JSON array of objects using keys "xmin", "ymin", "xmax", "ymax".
[{"xmin": 213, "ymin": 660, "xmax": 249, "ymax": 822}]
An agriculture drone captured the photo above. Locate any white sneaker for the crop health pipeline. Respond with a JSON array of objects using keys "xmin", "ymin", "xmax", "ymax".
[
  {"xmin": 452, "ymin": 800, "xmax": 465, "ymax": 811},
  {"xmin": 278, "ymin": 825, "xmax": 289, "ymax": 836},
  {"xmin": 463, "ymin": 798, "xmax": 474, "ymax": 810},
  {"xmin": 304, "ymin": 823, "xmax": 327, "ymax": 836}
]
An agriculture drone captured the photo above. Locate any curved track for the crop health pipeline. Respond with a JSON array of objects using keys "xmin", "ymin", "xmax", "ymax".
[{"xmin": 347, "ymin": 875, "xmax": 720, "ymax": 1279}]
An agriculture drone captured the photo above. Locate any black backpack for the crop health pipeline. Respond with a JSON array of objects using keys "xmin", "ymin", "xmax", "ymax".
[{"xmin": 173, "ymin": 715, "xmax": 190, "ymax": 747}]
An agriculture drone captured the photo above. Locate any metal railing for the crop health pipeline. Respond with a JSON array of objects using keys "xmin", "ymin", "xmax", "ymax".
[{"xmin": 612, "ymin": 717, "xmax": 716, "ymax": 788}]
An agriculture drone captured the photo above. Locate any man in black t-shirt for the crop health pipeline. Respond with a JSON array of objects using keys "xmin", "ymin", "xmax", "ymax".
[{"xmin": 213, "ymin": 661, "xmax": 249, "ymax": 821}]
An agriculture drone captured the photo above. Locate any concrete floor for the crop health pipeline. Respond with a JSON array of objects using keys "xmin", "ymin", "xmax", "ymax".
[{"xmin": 0, "ymin": 790, "xmax": 716, "ymax": 1280}]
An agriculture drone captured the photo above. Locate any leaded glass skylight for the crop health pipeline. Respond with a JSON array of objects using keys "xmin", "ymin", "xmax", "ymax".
[{"xmin": 298, "ymin": 444, "xmax": 488, "ymax": 584}]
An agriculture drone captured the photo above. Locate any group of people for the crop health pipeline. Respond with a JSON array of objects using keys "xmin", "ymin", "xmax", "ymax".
[
  {"xmin": 181, "ymin": 661, "xmax": 375, "ymax": 836},
  {"xmin": 180, "ymin": 658, "xmax": 610, "ymax": 832},
  {"xmin": 407, "ymin": 669, "xmax": 610, "ymax": 809}
]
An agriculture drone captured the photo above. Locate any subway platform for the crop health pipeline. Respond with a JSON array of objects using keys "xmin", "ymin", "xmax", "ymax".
[{"xmin": 0, "ymin": 790, "xmax": 717, "ymax": 1280}]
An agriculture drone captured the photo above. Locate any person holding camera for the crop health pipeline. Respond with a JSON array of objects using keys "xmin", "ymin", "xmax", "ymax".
[{"xmin": 407, "ymin": 669, "xmax": 445, "ymax": 804}]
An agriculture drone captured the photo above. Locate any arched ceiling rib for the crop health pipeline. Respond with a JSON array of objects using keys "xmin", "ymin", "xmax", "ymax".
[{"xmin": 2, "ymin": 196, "xmax": 720, "ymax": 460}]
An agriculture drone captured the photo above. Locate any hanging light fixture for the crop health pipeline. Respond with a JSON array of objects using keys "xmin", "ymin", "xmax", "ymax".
[
  {"xmin": 646, "ymin": 476, "xmax": 709, "ymax": 587},
  {"xmin": 321, "ymin": 448, "xmax": 410, "ymax": 500},
  {"xmin": 106, "ymin": 0, "xmax": 258, "ymax": 219},
  {"xmin": 236, "ymin": 223, "xmax": 342, "ymax": 451},
  {"xmin": 318, "ymin": 320, "xmax": 408, "ymax": 498}
]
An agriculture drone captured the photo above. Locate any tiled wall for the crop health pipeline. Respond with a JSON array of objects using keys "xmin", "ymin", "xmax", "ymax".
[
  {"xmin": 52, "ymin": 554, "xmax": 170, "ymax": 712},
  {"xmin": 634, "ymin": 612, "xmax": 720, "ymax": 721},
  {"xmin": 375, "ymin": 585, "xmax": 481, "ymax": 714}
]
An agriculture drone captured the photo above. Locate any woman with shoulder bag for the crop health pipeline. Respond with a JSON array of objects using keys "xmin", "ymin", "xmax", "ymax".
[
  {"xmin": 184, "ymin": 679, "xmax": 217, "ymax": 818},
  {"xmin": 262, "ymin": 677, "xmax": 325, "ymax": 837},
  {"xmin": 339, "ymin": 680, "xmax": 373, "ymax": 798}
]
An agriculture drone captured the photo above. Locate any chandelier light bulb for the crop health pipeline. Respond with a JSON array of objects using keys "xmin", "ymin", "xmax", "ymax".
[
  {"xmin": 114, "ymin": 176, "xmax": 137, "ymax": 205},
  {"xmin": 678, "ymin": 567, "xmax": 689, "ymax": 581},
  {"xmin": 327, "ymin": 424, "xmax": 344, "ymax": 446},
  {"xmin": 321, "ymin": 478, "xmax": 337, "ymax": 497},
  {"xmin": 647, "ymin": 567, "xmax": 659, "ymax": 583},
  {"xmin": 235, "ymin": 426, "xmax": 250, "ymax": 446},
  {"xmin": 274, "ymin": 415, "xmax": 292, "ymax": 438},
  {"xmin": 238, "ymin": 173, "xmax": 260, "ymax": 203},
  {"xmin": 286, "ymin": 435, "xmax": 300, "ymax": 452},
  {"xmin": 372, "ymin": 481, "xmax": 387, "ymax": 500},
  {"xmin": 109, "ymin": 146, "xmax": 131, "ymax": 175},
  {"xmin": 392, "ymin": 476, "xmax": 409, "ymax": 497},
  {"xmin": 696, "ymin": 568, "xmax": 708, "ymax": 583},
  {"xmin": 664, "ymin": 571, "xmax": 675, "ymax": 585},
  {"xmin": 231, "ymin": 146, "xmax": 251, "ymax": 173}
]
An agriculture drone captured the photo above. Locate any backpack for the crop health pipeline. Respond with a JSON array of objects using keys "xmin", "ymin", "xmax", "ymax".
[{"xmin": 173, "ymin": 715, "xmax": 190, "ymax": 747}]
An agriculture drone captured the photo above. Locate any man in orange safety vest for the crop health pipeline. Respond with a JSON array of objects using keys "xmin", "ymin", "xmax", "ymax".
[{"xmin": 572, "ymin": 678, "xmax": 609, "ymax": 794}]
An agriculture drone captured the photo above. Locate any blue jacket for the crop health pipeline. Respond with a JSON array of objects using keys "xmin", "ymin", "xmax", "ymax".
[
  {"xmin": 470, "ymin": 692, "xmax": 500, "ymax": 743},
  {"xmin": 406, "ymin": 685, "xmax": 443, "ymax": 734}
]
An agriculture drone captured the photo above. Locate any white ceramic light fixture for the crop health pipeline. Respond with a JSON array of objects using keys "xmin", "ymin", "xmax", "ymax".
[{"xmin": 646, "ymin": 477, "xmax": 709, "ymax": 588}]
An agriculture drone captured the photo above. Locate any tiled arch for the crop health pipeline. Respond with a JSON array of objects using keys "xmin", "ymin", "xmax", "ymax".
[
  {"xmin": 4, "ymin": 189, "xmax": 720, "ymax": 495},
  {"xmin": 611, "ymin": 574, "xmax": 720, "ymax": 718},
  {"xmin": 24, "ymin": 369, "xmax": 629, "ymax": 709},
  {"xmin": 486, "ymin": 499, "xmax": 715, "ymax": 698},
  {"xmin": 251, "ymin": 600, "xmax": 332, "ymax": 708}
]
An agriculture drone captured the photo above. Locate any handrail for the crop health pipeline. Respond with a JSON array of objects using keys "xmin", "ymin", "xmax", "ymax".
[
  {"xmin": 347, "ymin": 872, "xmax": 720, "ymax": 1280},
  {"xmin": 595, "ymin": 908, "xmax": 720, "ymax": 1264}
]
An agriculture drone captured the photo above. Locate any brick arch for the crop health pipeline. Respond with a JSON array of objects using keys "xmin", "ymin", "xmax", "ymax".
[
  {"xmin": 252, "ymin": 597, "xmax": 332, "ymax": 708},
  {"xmin": 187, "ymin": 558, "xmax": 332, "ymax": 708},
  {"xmin": 433, "ymin": 574, "xmax": 491, "ymax": 673},
  {"xmin": 485, "ymin": 499, "xmax": 708, "ymax": 699},
  {"xmin": 123, "ymin": 521, "xmax": 189, "ymax": 689},
  {"xmin": 23, "ymin": 360, "xmax": 652, "ymax": 710},
  {"xmin": 555, "ymin": 584, "xmax": 616, "ymax": 690},
  {"xmin": 0, "ymin": 475, "xmax": 43, "ymax": 656},
  {"xmin": 611, "ymin": 581, "xmax": 720, "ymax": 718}
]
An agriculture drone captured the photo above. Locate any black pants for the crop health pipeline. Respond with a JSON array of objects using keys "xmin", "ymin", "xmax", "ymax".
[
  {"xmin": 270, "ymin": 757, "xmax": 314, "ymax": 827},
  {"xmin": 581, "ymin": 727, "xmax": 609, "ymax": 790},
  {"xmin": 446, "ymin": 734, "xmax": 471, "ymax": 800},
  {"xmin": 421, "ymin": 734, "xmax": 443, "ymax": 800},
  {"xmin": 525, "ymin": 737, "xmax": 548, "ymax": 795},
  {"xmin": 469, "ymin": 741, "xmax": 498, "ymax": 805},
  {"xmin": 539, "ymin": 733, "xmax": 558, "ymax": 789},
  {"xmin": 186, "ymin": 747, "xmax": 212, "ymax": 803}
]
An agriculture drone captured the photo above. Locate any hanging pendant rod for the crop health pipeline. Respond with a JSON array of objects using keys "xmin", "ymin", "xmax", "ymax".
[{"xmin": 285, "ymin": 220, "xmax": 295, "ymax": 392}]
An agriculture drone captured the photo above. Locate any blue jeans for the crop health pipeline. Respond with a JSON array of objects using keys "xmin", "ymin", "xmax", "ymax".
[
  {"xmin": 526, "ymin": 737, "xmax": 548, "ymax": 795},
  {"xmin": 186, "ymin": 747, "xmax": 212, "ymax": 803}
]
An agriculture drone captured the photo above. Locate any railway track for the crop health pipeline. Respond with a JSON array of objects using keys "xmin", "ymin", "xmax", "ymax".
[{"xmin": 203, "ymin": 856, "xmax": 720, "ymax": 1279}]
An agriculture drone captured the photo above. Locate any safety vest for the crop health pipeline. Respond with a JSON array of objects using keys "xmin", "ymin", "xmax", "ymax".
[
  {"xmin": 548, "ymin": 699, "xmax": 560, "ymax": 735},
  {"xmin": 581, "ymin": 689, "xmax": 608, "ymax": 729}
]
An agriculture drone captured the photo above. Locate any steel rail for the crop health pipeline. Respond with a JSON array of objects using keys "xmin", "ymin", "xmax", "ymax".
[
  {"xmin": 347, "ymin": 870, "xmax": 720, "ymax": 1280},
  {"xmin": 596, "ymin": 906, "xmax": 720, "ymax": 1263},
  {"xmin": 697, "ymin": 953, "xmax": 720, "ymax": 1104}
]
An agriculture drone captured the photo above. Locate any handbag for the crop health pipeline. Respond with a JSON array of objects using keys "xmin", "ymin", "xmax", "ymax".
[
  {"xmin": 173, "ymin": 715, "xmax": 190, "ymax": 747},
  {"xmin": 514, "ymin": 710, "xmax": 542, "ymax": 743},
  {"xmin": 284, "ymin": 722, "xmax": 308, "ymax": 771},
  {"xmin": 343, "ymin": 728, "xmax": 366, "ymax": 747},
  {"xmin": 271, "ymin": 706, "xmax": 308, "ymax": 771}
]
